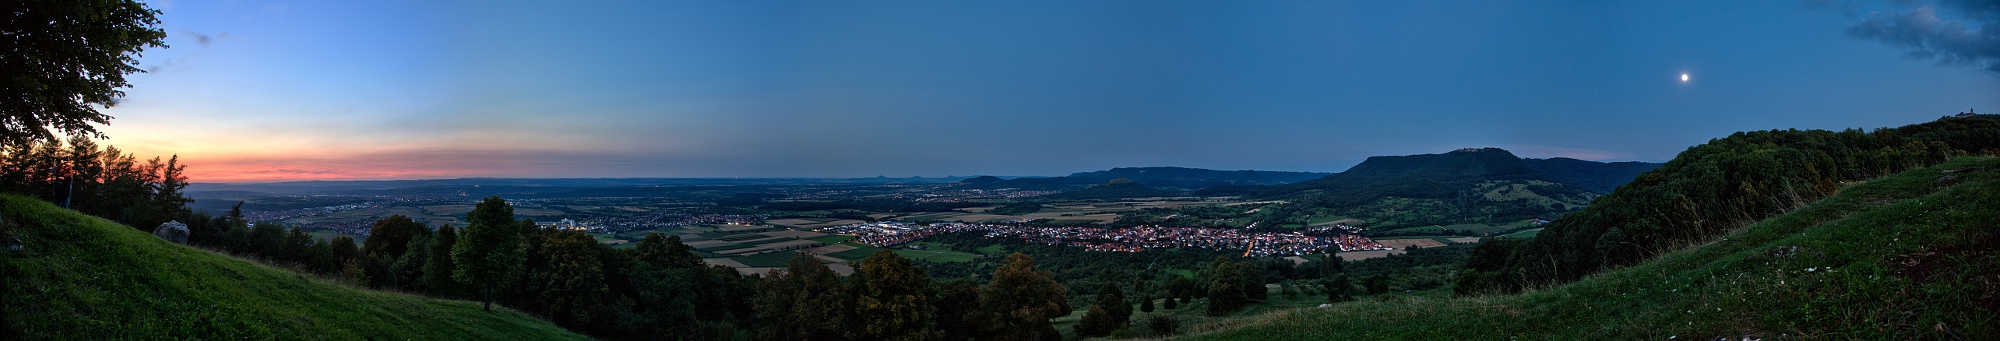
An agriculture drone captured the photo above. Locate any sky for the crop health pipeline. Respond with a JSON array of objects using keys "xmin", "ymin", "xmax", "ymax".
[{"xmin": 99, "ymin": 0, "xmax": 2000, "ymax": 182}]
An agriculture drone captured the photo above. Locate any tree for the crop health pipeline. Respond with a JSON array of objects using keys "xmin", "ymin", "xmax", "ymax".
[
  {"xmin": 852, "ymin": 250, "xmax": 938, "ymax": 341},
  {"xmin": 535, "ymin": 231, "xmax": 619, "ymax": 331},
  {"xmin": 1241, "ymin": 261, "xmax": 1268, "ymax": 301},
  {"xmin": 364, "ymin": 215, "xmax": 429, "ymax": 288},
  {"xmin": 145, "ymin": 155, "xmax": 190, "ymax": 227},
  {"xmin": 330, "ymin": 236, "xmax": 359, "ymax": 267},
  {"xmin": 631, "ymin": 233, "xmax": 702, "ymax": 269},
  {"xmin": 306, "ymin": 240, "xmax": 337, "ymax": 274},
  {"xmin": 979, "ymin": 253, "xmax": 1069, "ymax": 341},
  {"xmin": 753, "ymin": 252, "xmax": 851, "ymax": 341},
  {"xmin": 1205, "ymin": 258, "xmax": 1247, "ymax": 316},
  {"xmin": 1169, "ymin": 275, "xmax": 1197, "ymax": 303},
  {"xmin": 623, "ymin": 233, "xmax": 718, "ymax": 340},
  {"xmin": 1, "ymin": 0, "xmax": 168, "ymax": 146},
  {"xmin": 363, "ymin": 215, "xmax": 427, "ymax": 261},
  {"xmin": 932, "ymin": 279, "xmax": 987, "ymax": 341},
  {"xmin": 279, "ymin": 227, "xmax": 312, "ymax": 263},
  {"xmin": 245, "ymin": 223, "xmax": 284, "ymax": 258},
  {"xmin": 420, "ymin": 225, "xmax": 461, "ymax": 297},
  {"xmin": 1139, "ymin": 293, "xmax": 1155, "ymax": 312},
  {"xmin": 1074, "ymin": 281, "xmax": 1130, "ymax": 337},
  {"xmin": 1324, "ymin": 274, "xmax": 1355, "ymax": 303},
  {"xmin": 452, "ymin": 196, "xmax": 525, "ymax": 311},
  {"xmin": 386, "ymin": 234, "xmax": 430, "ymax": 290}
]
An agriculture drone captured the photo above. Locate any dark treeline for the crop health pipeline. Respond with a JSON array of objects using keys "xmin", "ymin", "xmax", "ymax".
[
  {"xmin": 186, "ymin": 196, "xmax": 1092, "ymax": 340},
  {"xmin": 1458, "ymin": 115, "xmax": 2000, "ymax": 294},
  {"xmin": 0, "ymin": 137, "xmax": 191, "ymax": 230}
]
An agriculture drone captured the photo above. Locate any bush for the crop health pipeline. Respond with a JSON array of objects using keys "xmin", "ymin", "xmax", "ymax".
[{"xmin": 1147, "ymin": 315, "xmax": 1179, "ymax": 336}]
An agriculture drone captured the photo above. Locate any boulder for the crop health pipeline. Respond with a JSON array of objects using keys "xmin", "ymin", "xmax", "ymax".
[{"xmin": 154, "ymin": 221, "xmax": 190, "ymax": 244}]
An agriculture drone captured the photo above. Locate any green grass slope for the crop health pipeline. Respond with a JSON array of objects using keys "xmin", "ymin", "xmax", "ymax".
[
  {"xmin": 0, "ymin": 194, "xmax": 587, "ymax": 340},
  {"xmin": 1184, "ymin": 156, "xmax": 2000, "ymax": 340}
]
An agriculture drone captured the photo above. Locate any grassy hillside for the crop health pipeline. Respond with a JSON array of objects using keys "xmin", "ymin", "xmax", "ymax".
[
  {"xmin": 1182, "ymin": 156, "xmax": 2000, "ymax": 340},
  {"xmin": 0, "ymin": 194, "xmax": 587, "ymax": 340}
]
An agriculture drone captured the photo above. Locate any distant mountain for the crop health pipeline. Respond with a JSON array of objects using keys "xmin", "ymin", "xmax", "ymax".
[
  {"xmin": 1202, "ymin": 148, "xmax": 1659, "ymax": 227},
  {"xmin": 1040, "ymin": 178, "xmax": 1183, "ymax": 200},
  {"xmin": 1521, "ymin": 157, "xmax": 1662, "ymax": 193},
  {"xmin": 958, "ymin": 167, "xmax": 1332, "ymax": 191}
]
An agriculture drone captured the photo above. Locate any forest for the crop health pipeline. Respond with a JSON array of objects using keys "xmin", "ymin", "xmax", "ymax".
[{"xmin": 1456, "ymin": 115, "xmax": 2000, "ymax": 294}]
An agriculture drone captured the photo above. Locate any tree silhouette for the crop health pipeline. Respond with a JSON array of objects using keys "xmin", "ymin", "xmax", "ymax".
[
  {"xmin": 1, "ymin": 0, "xmax": 167, "ymax": 145},
  {"xmin": 453, "ymin": 197, "xmax": 525, "ymax": 311},
  {"xmin": 979, "ymin": 253, "xmax": 1069, "ymax": 341}
]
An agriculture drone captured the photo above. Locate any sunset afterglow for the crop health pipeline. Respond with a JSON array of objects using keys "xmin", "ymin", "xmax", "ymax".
[{"xmin": 96, "ymin": 1, "xmax": 2000, "ymax": 182}]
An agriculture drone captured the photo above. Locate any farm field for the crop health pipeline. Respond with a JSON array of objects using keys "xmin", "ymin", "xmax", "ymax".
[
  {"xmin": 1307, "ymin": 215, "xmax": 1359, "ymax": 226},
  {"xmin": 1333, "ymin": 249, "xmax": 1406, "ymax": 261},
  {"xmin": 1498, "ymin": 228, "xmax": 1543, "ymax": 239},
  {"xmin": 1374, "ymin": 238, "xmax": 1443, "ymax": 249}
]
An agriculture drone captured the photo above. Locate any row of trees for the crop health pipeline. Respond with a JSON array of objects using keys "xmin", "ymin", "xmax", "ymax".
[
  {"xmin": 0, "ymin": 137, "xmax": 191, "ymax": 230},
  {"xmin": 199, "ymin": 196, "xmax": 1080, "ymax": 341},
  {"xmin": 1457, "ymin": 115, "xmax": 2000, "ymax": 294}
]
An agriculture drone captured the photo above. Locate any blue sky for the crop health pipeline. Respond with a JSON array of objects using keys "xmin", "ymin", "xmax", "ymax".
[{"xmin": 102, "ymin": 0, "xmax": 2000, "ymax": 181}]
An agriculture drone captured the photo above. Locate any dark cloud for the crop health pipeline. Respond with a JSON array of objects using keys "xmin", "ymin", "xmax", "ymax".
[
  {"xmin": 1832, "ymin": 0, "xmax": 2000, "ymax": 75},
  {"xmin": 178, "ymin": 30, "xmax": 230, "ymax": 47}
]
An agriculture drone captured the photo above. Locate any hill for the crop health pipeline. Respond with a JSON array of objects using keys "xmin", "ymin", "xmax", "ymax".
[
  {"xmin": 958, "ymin": 167, "xmax": 1333, "ymax": 192},
  {"xmin": 1205, "ymin": 148, "xmax": 1642, "ymax": 227},
  {"xmin": 1519, "ymin": 157, "xmax": 1662, "ymax": 193},
  {"xmin": 1184, "ymin": 156, "xmax": 2000, "ymax": 339},
  {"xmin": 1461, "ymin": 115, "xmax": 2000, "ymax": 292},
  {"xmin": 0, "ymin": 195, "xmax": 586, "ymax": 340},
  {"xmin": 1040, "ymin": 178, "xmax": 1184, "ymax": 200}
]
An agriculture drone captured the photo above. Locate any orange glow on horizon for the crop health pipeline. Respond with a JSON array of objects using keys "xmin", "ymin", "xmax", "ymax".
[{"xmin": 181, "ymin": 155, "xmax": 499, "ymax": 183}]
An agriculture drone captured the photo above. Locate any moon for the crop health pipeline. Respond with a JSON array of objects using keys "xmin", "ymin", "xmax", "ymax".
[{"xmin": 1680, "ymin": 73, "xmax": 1690, "ymax": 82}]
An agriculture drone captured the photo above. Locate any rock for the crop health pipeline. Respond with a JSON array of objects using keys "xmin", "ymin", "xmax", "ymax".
[{"xmin": 154, "ymin": 221, "xmax": 190, "ymax": 245}]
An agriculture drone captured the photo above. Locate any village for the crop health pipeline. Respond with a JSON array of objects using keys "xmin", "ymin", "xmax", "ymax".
[{"xmin": 819, "ymin": 221, "xmax": 1393, "ymax": 257}]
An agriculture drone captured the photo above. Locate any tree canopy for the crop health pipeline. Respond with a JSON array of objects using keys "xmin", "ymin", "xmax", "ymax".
[
  {"xmin": 453, "ymin": 196, "xmax": 526, "ymax": 311},
  {"xmin": 2, "ymin": 0, "xmax": 168, "ymax": 145}
]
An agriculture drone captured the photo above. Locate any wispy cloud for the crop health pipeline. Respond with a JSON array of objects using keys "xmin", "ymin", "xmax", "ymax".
[{"xmin": 1818, "ymin": 0, "xmax": 2000, "ymax": 75}]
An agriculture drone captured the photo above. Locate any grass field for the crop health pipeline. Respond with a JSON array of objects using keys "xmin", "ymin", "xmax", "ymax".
[
  {"xmin": 975, "ymin": 244, "xmax": 1011, "ymax": 256},
  {"xmin": 810, "ymin": 235, "xmax": 855, "ymax": 243},
  {"xmin": 1497, "ymin": 228, "xmax": 1543, "ymax": 239},
  {"xmin": 1186, "ymin": 156, "xmax": 2000, "ymax": 340},
  {"xmin": 1387, "ymin": 225, "xmax": 1446, "ymax": 233},
  {"xmin": 1306, "ymin": 215, "xmax": 1357, "ymax": 226},
  {"xmin": 0, "ymin": 195, "xmax": 586, "ymax": 340},
  {"xmin": 731, "ymin": 250, "xmax": 809, "ymax": 268},
  {"xmin": 891, "ymin": 249, "xmax": 981, "ymax": 263},
  {"xmin": 826, "ymin": 243, "xmax": 889, "ymax": 261}
]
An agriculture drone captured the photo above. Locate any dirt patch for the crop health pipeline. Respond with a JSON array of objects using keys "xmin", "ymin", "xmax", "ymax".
[
  {"xmin": 806, "ymin": 244, "xmax": 857, "ymax": 255},
  {"xmin": 1893, "ymin": 231, "xmax": 2000, "ymax": 313}
]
